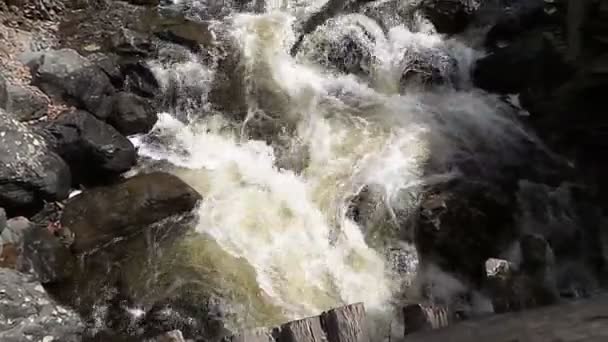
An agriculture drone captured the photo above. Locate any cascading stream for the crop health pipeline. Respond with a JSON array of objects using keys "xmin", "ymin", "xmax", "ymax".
[{"xmin": 134, "ymin": 0, "xmax": 545, "ymax": 338}]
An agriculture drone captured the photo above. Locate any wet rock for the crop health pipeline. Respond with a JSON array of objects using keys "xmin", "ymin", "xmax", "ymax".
[
  {"xmin": 419, "ymin": 0, "xmax": 481, "ymax": 34},
  {"xmin": 478, "ymin": 0, "xmax": 548, "ymax": 50},
  {"xmin": 24, "ymin": 48, "xmax": 115, "ymax": 119},
  {"xmin": 22, "ymin": 226, "xmax": 76, "ymax": 284},
  {"xmin": 109, "ymin": 92, "xmax": 158, "ymax": 135},
  {"xmin": 155, "ymin": 330, "xmax": 186, "ymax": 342},
  {"xmin": 297, "ymin": 15, "xmax": 377, "ymax": 77},
  {"xmin": 400, "ymin": 47, "xmax": 458, "ymax": 90},
  {"xmin": 107, "ymin": 28, "xmax": 158, "ymax": 58},
  {"xmin": 40, "ymin": 110, "xmax": 137, "ymax": 185},
  {"xmin": 208, "ymin": 37, "xmax": 248, "ymax": 119},
  {"xmin": 473, "ymin": 32, "xmax": 571, "ymax": 94},
  {"xmin": 414, "ymin": 179, "xmax": 517, "ymax": 288},
  {"xmin": 402, "ymin": 303, "xmax": 450, "ymax": 336},
  {"xmin": 60, "ymin": 172, "xmax": 201, "ymax": 253},
  {"xmin": 0, "ymin": 268, "xmax": 82, "ymax": 342},
  {"xmin": 121, "ymin": 60, "xmax": 161, "ymax": 99},
  {"xmin": 485, "ymin": 235, "xmax": 560, "ymax": 313},
  {"xmin": 0, "ymin": 109, "xmax": 71, "ymax": 216},
  {"xmin": 516, "ymin": 181, "xmax": 606, "ymax": 296}
]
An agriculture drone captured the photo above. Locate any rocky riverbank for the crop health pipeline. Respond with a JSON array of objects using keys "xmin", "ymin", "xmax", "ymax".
[{"xmin": 0, "ymin": 0, "xmax": 607, "ymax": 341}]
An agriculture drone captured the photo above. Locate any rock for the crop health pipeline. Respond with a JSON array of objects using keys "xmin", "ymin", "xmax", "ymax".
[
  {"xmin": 402, "ymin": 303, "xmax": 450, "ymax": 336},
  {"xmin": 485, "ymin": 235, "xmax": 560, "ymax": 313},
  {"xmin": 108, "ymin": 92, "xmax": 158, "ymax": 136},
  {"xmin": 296, "ymin": 15, "xmax": 377, "ymax": 77},
  {"xmin": 4, "ymin": 0, "xmax": 66, "ymax": 21},
  {"xmin": 155, "ymin": 330, "xmax": 186, "ymax": 342},
  {"xmin": 87, "ymin": 54, "xmax": 160, "ymax": 99},
  {"xmin": 121, "ymin": 60, "xmax": 161, "ymax": 99},
  {"xmin": 414, "ymin": 179, "xmax": 517, "ymax": 288},
  {"xmin": 3, "ymin": 83, "xmax": 49, "ymax": 121},
  {"xmin": 24, "ymin": 49, "xmax": 115, "ymax": 119},
  {"xmin": 0, "ymin": 74, "xmax": 8, "ymax": 109},
  {"xmin": 0, "ymin": 268, "xmax": 82, "ymax": 342},
  {"xmin": 400, "ymin": 46, "xmax": 458, "ymax": 90},
  {"xmin": 0, "ymin": 209, "xmax": 6, "ymax": 234},
  {"xmin": 472, "ymin": 32, "xmax": 571, "ymax": 94},
  {"xmin": 515, "ymin": 181, "xmax": 606, "ymax": 297},
  {"xmin": 0, "ymin": 217, "xmax": 33, "ymax": 269},
  {"xmin": 419, "ymin": 0, "xmax": 481, "ymax": 34},
  {"xmin": 0, "ymin": 109, "xmax": 71, "ymax": 216},
  {"xmin": 60, "ymin": 172, "xmax": 201, "ymax": 253},
  {"xmin": 40, "ymin": 110, "xmax": 137, "ymax": 185},
  {"xmin": 22, "ymin": 226, "xmax": 76, "ymax": 284},
  {"xmin": 479, "ymin": 0, "xmax": 548, "ymax": 49}
]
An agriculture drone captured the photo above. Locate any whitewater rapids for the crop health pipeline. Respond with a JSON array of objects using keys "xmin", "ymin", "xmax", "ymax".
[{"xmin": 132, "ymin": 1, "xmax": 539, "ymax": 339}]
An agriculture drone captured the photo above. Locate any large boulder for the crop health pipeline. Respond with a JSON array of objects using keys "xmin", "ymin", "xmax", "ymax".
[
  {"xmin": 414, "ymin": 179, "xmax": 517, "ymax": 288},
  {"xmin": 40, "ymin": 110, "xmax": 137, "ymax": 185},
  {"xmin": 3, "ymin": 84, "xmax": 48, "ymax": 121},
  {"xmin": 0, "ymin": 268, "xmax": 82, "ymax": 342},
  {"xmin": 400, "ymin": 46, "xmax": 458, "ymax": 90},
  {"xmin": 22, "ymin": 226, "xmax": 76, "ymax": 284},
  {"xmin": 24, "ymin": 49, "xmax": 115, "ymax": 119},
  {"xmin": 0, "ymin": 109, "xmax": 71, "ymax": 216},
  {"xmin": 419, "ymin": 0, "xmax": 481, "ymax": 34},
  {"xmin": 108, "ymin": 91, "xmax": 158, "ymax": 136},
  {"xmin": 60, "ymin": 172, "xmax": 201, "ymax": 253},
  {"xmin": 296, "ymin": 15, "xmax": 378, "ymax": 78},
  {"xmin": 472, "ymin": 32, "xmax": 571, "ymax": 94}
]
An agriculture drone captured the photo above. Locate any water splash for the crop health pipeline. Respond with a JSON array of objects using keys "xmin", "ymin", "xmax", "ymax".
[{"xmin": 135, "ymin": 2, "xmax": 544, "ymax": 338}]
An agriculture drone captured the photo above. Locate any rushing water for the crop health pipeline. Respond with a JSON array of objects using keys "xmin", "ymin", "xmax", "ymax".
[{"xmin": 131, "ymin": 0, "xmax": 544, "ymax": 338}]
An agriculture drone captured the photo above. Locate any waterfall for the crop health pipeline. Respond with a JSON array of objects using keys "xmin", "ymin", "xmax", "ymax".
[{"xmin": 133, "ymin": 0, "xmax": 545, "ymax": 338}]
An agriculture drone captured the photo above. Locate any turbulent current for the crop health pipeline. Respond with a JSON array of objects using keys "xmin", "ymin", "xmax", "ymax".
[{"xmin": 129, "ymin": 0, "xmax": 543, "ymax": 338}]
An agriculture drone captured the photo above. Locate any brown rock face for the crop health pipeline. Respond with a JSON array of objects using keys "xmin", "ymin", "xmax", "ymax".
[{"xmin": 61, "ymin": 172, "xmax": 202, "ymax": 253}]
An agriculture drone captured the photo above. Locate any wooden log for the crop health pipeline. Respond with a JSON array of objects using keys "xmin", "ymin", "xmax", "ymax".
[
  {"xmin": 403, "ymin": 295, "xmax": 608, "ymax": 342},
  {"xmin": 278, "ymin": 316, "xmax": 326, "ymax": 342},
  {"xmin": 322, "ymin": 303, "xmax": 370, "ymax": 342}
]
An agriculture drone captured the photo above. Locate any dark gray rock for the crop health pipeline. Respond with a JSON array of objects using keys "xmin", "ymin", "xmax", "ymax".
[
  {"xmin": 414, "ymin": 179, "xmax": 517, "ymax": 288},
  {"xmin": 40, "ymin": 110, "xmax": 137, "ymax": 185},
  {"xmin": 3, "ymin": 84, "xmax": 48, "ymax": 121},
  {"xmin": 0, "ymin": 109, "xmax": 71, "ymax": 216},
  {"xmin": 473, "ymin": 32, "xmax": 571, "ymax": 94},
  {"xmin": 60, "ymin": 172, "xmax": 201, "ymax": 253},
  {"xmin": 0, "ymin": 209, "xmax": 6, "ymax": 235},
  {"xmin": 0, "ymin": 268, "xmax": 82, "ymax": 342},
  {"xmin": 419, "ymin": 0, "xmax": 481, "ymax": 34},
  {"xmin": 108, "ymin": 92, "xmax": 158, "ymax": 135},
  {"xmin": 22, "ymin": 226, "xmax": 76, "ymax": 284},
  {"xmin": 24, "ymin": 49, "xmax": 115, "ymax": 119},
  {"xmin": 478, "ymin": 0, "xmax": 547, "ymax": 49},
  {"xmin": 0, "ymin": 74, "xmax": 8, "ymax": 108}
]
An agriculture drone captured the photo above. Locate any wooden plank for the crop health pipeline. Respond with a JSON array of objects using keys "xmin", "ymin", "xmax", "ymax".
[
  {"xmin": 278, "ymin": 316, "xmax": 326, "ymax": 342},
  {"xmin": 322, "ymin": 303, "xmax": 370, "ymax": 342},
  {"xmin": 403, "ymin": 295, "xmax": 608, "ymax": 342}
]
